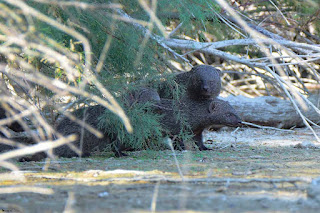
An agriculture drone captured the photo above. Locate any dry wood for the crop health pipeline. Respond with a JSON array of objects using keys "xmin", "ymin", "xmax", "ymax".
[{"xmin": 221, "ymin": 95, "xmax": 320, "ymax": 129}]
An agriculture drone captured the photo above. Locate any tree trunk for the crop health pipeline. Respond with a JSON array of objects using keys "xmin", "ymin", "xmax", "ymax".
[{"xmin": 221, "ymin": 95, "xmax": 320, "ymax": 129}]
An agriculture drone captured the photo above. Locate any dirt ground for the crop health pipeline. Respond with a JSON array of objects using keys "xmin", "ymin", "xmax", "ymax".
[{"xmin": 2, "ymin": 127, "xmax": 320, "ymax": 213}]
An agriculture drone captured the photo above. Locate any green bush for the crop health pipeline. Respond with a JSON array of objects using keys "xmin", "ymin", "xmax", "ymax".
[{"xmin": 98, "ymin": 98, "xmax": 166, "ymax": 151}]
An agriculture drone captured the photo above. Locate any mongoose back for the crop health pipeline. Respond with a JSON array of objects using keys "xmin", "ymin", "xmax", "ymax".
[
  {"xmin": 54, "ymin": 87, "xmax": 161, "ymax": 158},
  {"xmin": 54, "ymin": 105, "xmax": 107, "ymax": 158},
  {"xmin": 0, "ymin": 106, "xmax": 28, "ymax": 154},
  {"xmin": 0, "ymin": 106, "xmax": 25, "ymax": 133}
]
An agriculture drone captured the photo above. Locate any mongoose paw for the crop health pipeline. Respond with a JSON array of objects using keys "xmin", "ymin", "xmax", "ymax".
[
  {"xmin": 197, "ymin": 143, "xmax": 212, "ymax": 151},
  {"xmin": 19, "ymin": 152, "xmax": 47, "ymax": 162},
  {"xmin": 114, "ymin": 151, "xmax": 128, "ymax": 157}
]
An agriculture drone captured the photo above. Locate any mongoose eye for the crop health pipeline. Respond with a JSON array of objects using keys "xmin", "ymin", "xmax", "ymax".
[
  {"xmin": 208, "ymin": 102, "xmax": 216, "ymax": 113},
  {"xmin": 208, "ymin": 81, "xmax": 215, "ymax": 87}
]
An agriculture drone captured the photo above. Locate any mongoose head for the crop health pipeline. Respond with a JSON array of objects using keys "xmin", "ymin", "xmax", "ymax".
[
  {"xmin": 188, "ymin": 65, "xmax": 221, "ymax": 100},
  {"xmin": 208, "ymin": 99, "xmax": 242, "ymax": 128},
  {"xmin": 136, "ymin": 87, "xmax": 160, "ymax": 103},
  {"xmin": 127, "ymin": 87, "xmax": 160, "ymax": 106}
]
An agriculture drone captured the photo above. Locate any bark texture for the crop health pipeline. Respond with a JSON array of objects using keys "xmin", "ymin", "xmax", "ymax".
[{"xmin": 222, "ymin": 95, "xmax": 320, "ymax": 128}]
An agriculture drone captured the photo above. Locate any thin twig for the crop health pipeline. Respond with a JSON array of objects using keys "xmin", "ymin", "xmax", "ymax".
[
  {"xmin": 167, "ymin": 138, "xmax": 184, "ymax": 180},
  {"xmin": 150, "ymin": 181, "xmax": 160, "ymax": 213},
  {"xmin": 242, "ymin": 121, "xmax": 295, "ymax": 132},
  {"xmin": 27, "ymin": 0, "xmax": 122, "ymax": 9}
]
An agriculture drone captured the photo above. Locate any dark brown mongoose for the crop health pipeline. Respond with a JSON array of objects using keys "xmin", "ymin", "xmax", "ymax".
[
  {"xmin": 126, "ymin": 87, "xmax": 160, "ymax": 106},
  {"xmin": 55, "ymin": 89, "xmax": 241, "ymax": 157},
  {"xmin": 154, "ymin": 98, "xmax": 242, "ymax": 150},
  {"xmin": 156, "ymin": 65, "xmax": 230, "ymax": 150},
  {"xmin": 53, "ymin": 87, "xmax": 161, "ymax": 158},
  {"xmin": 0, "ymin": 106, "xmax": 29, "ymax": 154},
  {"xmin": 53, "ymin": 105, "xmax": 108, "ymax": 158},
  {"xmin": 0, "ymin": 106, "xmax": 25, "ymax": 133},
  {"xmin": 159, "ymin": 65, "xmax": 222, "ymax": 101},
  {"xmin": 2, "ymin": 87, "xmax": 160, "ymax": 160}
]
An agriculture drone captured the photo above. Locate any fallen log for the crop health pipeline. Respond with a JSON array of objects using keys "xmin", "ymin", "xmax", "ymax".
[{"xmin": 221, "ymin": 95, "xmax": 320, "ymax": 129}]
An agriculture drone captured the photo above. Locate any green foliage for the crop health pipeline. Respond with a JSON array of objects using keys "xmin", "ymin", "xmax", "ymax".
[
  {"xmin": 171, "ymin": 101, "xmax": 196, "ymax": 149},
  {"xmin": 97, "ymin": 22, "xmax": 163, "ymax": 90},
  {"xmin": 156, "ymin": 0, "xmax": 220, "ymax": 36},
  {"xmin": 98, "ymin": 98, "xmax": 166, "ymax": 151},
  {"xmin": 96, "ymin": 83, "xmax": 196, "ymax": 152},
  {"xmin": 24, "ymin": 2, "xmax": 165, "ymax": 91},
  {"xmin": 147, "ymin": 73, "xmax": 186, "ymax": 100},
  {"xmin": 23, "ymin": 0, "xmax": 223, "ymax": 91},
  {"xmin": 26, "ymin": 4, "xmax": 74, "ymax": 48}
]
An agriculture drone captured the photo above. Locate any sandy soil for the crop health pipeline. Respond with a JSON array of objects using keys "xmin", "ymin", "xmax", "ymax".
[{"xmin": 1, "ymin": 127, "xmax": 320, "ymax": 213}]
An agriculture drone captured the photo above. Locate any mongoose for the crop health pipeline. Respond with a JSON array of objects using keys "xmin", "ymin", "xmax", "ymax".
[
  {"xmin": 156, "ymin": 65, "xmax": 228, "ymax": 149},
  {"xmin": 55, "ymin": 88, "xmax": 241, "ymax": 156},
  {"xmin": 0, "ymin": 106, "xmax": 25, "ymax": 133},
  {"xmin": 0, "ymin": 106, "xmax": 27, "ymax": 154},
  {"xmin": 53, "ymin": 105, "xmax": 108, "ymax": 158},
  {"xmin": 159, "ymin": 65, "xmax": 222, "ymax": 101},
  {"xmin": 6, "ymin": 105, "xmax": 107, "ymax": 161},
  {"xmin": 16, "ymin": 105, "xmax": 107, "ymax": 161},
  {"xmin": 154, "ymin": 98, "xmax": 242, "ymax": 150},
  {"xmin": 126, "ymin": 87, "xmax": 160, "ymax": 106},
  {"xmin": 54, "ymin": 87, "xmax": 161, "ymax": 158},
  {"xmin": 0, "ymin": 87, "xmax": 160, "ymax": 160},
  {"xmin": 0, "ymin": 144, "xmax": 13, "ymax": 153}
]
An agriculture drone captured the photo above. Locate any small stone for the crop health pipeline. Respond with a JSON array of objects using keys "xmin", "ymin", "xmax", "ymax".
[{"xmin": 98, "ymin": 192, "xmax": 109, "ymax": 197}]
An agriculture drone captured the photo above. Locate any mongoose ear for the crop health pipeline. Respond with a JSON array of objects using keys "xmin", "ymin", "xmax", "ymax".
[
  {"xmin": 208, "ymin": 101, "xmax": 216, "ymax": 113},
  {"xmin": 189, "ymin": 73, "xmax": 198, "ymax": 86},
  {"xmin": 190, "ymin": 65, "xmax": 199, "ymax": 73},
  {"xmin": 216, "ymin": 68, "xmax": 222, "ymax": 76}
]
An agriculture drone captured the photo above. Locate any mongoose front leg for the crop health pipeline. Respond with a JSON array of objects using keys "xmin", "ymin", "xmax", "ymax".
[{"xmin": 193, "ymin": 134, "xmax": 210, "ymax": 151}]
